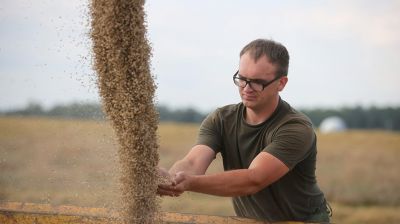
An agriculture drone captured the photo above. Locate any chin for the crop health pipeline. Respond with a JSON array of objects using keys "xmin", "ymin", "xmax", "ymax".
[
  {"xmin": 242, "ymin": 100, "xmax": 256, "ymax": 109},
  {"xmin": 243, "ymin": 99, "xmax": 266, "ymax": 112}
]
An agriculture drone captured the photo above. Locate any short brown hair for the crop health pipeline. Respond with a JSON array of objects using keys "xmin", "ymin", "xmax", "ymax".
[{"xmin": 240, "ymin": 39, "xmax": 289, "ymax": 77}]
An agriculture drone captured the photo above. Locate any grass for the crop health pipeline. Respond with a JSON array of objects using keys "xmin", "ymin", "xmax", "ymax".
[
  {"xmin": 1, "ymin": 116, "xmax": 400, "ymax": 223},
  {"xmin": 317, "ymin": 130, "xmax": 400, "ymax": 206}
]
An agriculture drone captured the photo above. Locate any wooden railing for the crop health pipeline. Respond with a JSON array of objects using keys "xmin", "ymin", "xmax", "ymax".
[{"xmin": 0, "ymin": 201, "xmax": 305, "ymax": 224}]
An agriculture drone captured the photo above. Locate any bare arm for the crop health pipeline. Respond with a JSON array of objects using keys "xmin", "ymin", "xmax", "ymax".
[
  {"xmin": 157, "ymin": 144, "xmax": 215, "ymax": 196},
  {"xmin": 173, "ymin": 151, "xmax": 289, "ymax": 197},
  {"xmin": 169, "ymin": 144, "xmax": 216, "ymax": 175}
]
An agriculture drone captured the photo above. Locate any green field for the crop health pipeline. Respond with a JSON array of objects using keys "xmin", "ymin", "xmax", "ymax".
[{"xmin": 1, "ymin": 116, "xmax": 400, "ymax": 223}]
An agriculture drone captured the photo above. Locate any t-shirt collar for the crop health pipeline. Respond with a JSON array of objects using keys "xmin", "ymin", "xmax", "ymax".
[{"xmin": 241, "ymin": 97, "xmax": 283, "ymax": 128}]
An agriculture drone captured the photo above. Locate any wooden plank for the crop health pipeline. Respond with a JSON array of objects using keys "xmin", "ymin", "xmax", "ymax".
[{"xmin": 0, "ymin": 201, "xmax": 303, "ymax": 224}]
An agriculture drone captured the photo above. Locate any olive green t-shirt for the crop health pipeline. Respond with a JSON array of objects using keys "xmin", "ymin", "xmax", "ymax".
[{"xmin": 196, "ymin": 99, "xmax": 326, "ymax": 222}]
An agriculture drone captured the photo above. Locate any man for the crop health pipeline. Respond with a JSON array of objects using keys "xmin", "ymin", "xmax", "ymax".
[{"xmin": 158, "ymin": 39, "xmax": 331, "ymax": 222}]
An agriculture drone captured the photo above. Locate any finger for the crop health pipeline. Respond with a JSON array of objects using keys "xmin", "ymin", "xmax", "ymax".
[
  {"xmin": 170, "ymin": 189, "xmax": 184, "ymax": 197},
  {"xmin": 158, "ymin": 183, "xmax": 175, "ymax": 190},
  {"xmin": 158, "ymin": 183, "xmax": 183, "ymax": 193},
  {"xmin": 157, "ymin": 188, "xmax": 172, "ymax": 196},
  {"xmin": 173, "ymin": 192, "xmax": 183, "ymax": 197},
  {"xmin": 158, "ymin": 182, "xmax": 184, "ymax": 194},
  {"xmin": 157, "ymin": 188, "xmax": 180, "ymax": 197},
  {"xmin": 173, "ymin": 171, "xmax": 185, "ymax": 186},
  {"xmin": 173, "ymin": 184, "xmax": 185, "ymax": 193},
  {"xmin": 158, "ymin": 189, "xmax": 183, "ymax": 197}
]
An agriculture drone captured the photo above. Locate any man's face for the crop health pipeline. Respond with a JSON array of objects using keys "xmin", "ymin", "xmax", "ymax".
[{"xmin": 237, "ymin": 52, "xmax": 286, "ymax": 111}]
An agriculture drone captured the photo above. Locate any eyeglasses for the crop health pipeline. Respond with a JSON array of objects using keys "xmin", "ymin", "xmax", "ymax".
[{"xmin": 233, "ymin": 71, "xmax": 281, "ymax": 92}]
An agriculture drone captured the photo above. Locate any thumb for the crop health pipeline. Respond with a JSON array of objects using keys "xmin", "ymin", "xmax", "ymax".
[{"xmin": 173, "ymin": 171, "xmax": 185, "ymax": 186}]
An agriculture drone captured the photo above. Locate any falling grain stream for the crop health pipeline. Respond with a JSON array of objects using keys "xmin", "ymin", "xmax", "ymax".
[{"xmin": 90, "ymin": 0, "xmax": 160, "ymax": 223}]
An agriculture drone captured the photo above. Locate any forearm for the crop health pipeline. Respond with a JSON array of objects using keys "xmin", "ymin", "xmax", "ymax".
[
  {"xmin": 186, "ymin": 169, "xmax": 261, "ymax": 197},
  {"xmin": 169, "ymin": 159, "xmax": 203, "ymax": 175},
  {"xmin": 169, "ymin": 146, "xmax": 215, "ymax": 175},
  {"xmin": 169, "ymin": 159, "xmax": 191, "ymax": 174},
  {"xmin": 172, "ymin": 152, "xmax": 289, "ymax": 197}
]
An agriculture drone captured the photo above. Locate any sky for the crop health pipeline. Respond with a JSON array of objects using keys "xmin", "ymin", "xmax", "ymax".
[{"xmin": 1, "ymin": 0, "xmax": 399, "ymax": 112}]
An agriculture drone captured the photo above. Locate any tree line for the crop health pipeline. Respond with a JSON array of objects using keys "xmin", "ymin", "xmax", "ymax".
[
  {"xmin": 0, "ymin": 102, "xmax": 206, "ymax": 123},
  {"xmin": 1, "ymin": 102, "xmax": 399, "ymax": 130}
]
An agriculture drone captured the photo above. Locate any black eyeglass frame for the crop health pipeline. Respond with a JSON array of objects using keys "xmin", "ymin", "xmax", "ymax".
[{"xmin": 232, "ymin": 70, "xmax": 282, "ymax": 91}]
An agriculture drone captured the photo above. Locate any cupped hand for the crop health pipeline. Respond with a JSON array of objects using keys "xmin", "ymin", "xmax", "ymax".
[
  {"xmin": 173, "ymin": 171, "xmax": 192, "ymax": 192},
  {"xmin": 157, "ymin": 167, "xmax": 183, "ymax": 197}
]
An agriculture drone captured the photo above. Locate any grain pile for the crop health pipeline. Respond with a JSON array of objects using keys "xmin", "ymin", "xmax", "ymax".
[{"xmin": 90, "ymin": 0, "xmax": 160, "ymax": 223}]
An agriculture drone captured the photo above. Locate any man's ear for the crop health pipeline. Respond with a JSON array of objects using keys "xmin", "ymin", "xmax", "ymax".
[{"xmin": 278, "ymin": 76, "xmax": 288, "ymax": 92}]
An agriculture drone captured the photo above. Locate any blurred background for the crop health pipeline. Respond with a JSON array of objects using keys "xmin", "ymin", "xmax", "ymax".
[{"xmin": 1, "ymin": 0, "xmax": 400, "ymax": 223}]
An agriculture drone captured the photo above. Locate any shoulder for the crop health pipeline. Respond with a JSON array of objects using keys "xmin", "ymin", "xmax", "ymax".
[
  {"xmin": 264, "ymin": 101, "xmax": 316, "ymax": 169},
  {"xmin": 270, "ymin": 100, "xmax": 315, "ymax": 144},
  {"xmin": 207, "ymin": 103, "xmax": 243, "ymax": 121},
  {"xmin": 217, "ymin": 103, "xmax": 242, "ymax": 114},
  {"xmin": 279, "ymin": 100, "xmax": 313, "ymax": 128}
]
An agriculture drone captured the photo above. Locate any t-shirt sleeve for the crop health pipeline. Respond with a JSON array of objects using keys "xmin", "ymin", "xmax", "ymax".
[
  {"xmin": 195, "ymin": 109, "xmax": 223, "ymax": 153},
  {"xmin": 263, "ymin": 120, "xmax": 315, "ymax": 170}
]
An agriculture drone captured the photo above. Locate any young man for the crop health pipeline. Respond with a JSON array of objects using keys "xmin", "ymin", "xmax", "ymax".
[{"xmin": 158, "ymin": 39, "xmax": 330, "ymax": 222}]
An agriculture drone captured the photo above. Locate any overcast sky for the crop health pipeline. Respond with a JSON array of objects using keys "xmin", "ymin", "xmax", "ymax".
[{"xmin": 1, "ymin": 0, "xmax": 399, "ymax": 112}]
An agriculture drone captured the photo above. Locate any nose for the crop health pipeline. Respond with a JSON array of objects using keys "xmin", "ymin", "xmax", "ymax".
[{"xmin": 242, "ymin": 82, "xmax": 254, "ymax": 92}]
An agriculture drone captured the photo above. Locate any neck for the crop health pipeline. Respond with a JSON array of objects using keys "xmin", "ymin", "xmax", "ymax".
[{"xmin": 245, "ymin": 96, "xmax": 280, "ymax": 125}]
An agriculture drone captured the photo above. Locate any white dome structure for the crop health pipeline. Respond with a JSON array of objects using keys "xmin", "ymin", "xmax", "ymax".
[{"xmin": 319, "ymin": 116, "xmax": 347, "ymax": 133}]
